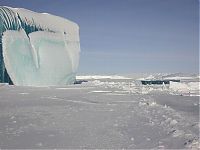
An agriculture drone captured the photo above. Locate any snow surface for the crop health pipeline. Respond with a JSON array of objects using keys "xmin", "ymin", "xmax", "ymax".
[{"xmin": 0, "ymin": 74, "xmax": 199, "ymax": 149}]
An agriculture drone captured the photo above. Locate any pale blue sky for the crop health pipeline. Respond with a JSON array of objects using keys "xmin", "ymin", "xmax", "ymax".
[{"xmin": 1, "ymin": 0, "xmax": 199, "ymax": 74}]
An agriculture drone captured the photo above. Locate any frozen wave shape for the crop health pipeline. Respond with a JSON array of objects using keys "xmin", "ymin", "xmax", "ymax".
[
  {"xmin": 3, "ymin": 30, "xmax": 76, "ymax": 86},
  {"xmin": 0, "ymin": 6, "xmax": 80, "ymax": 86}
]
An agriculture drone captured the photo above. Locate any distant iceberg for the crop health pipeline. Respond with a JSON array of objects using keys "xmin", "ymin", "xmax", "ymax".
[{"xmin": 0, "ymin": 6, "xmax": 80, "ymax": 86}]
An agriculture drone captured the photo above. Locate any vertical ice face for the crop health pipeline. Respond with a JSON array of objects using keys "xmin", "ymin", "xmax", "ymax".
[
  {"xmin": 0, "ymin": 7, "xmax": 21, "ymax": 84},
  {"xmin": 0, "ymin": 6, "xmax": 80, "ymax": 86}
]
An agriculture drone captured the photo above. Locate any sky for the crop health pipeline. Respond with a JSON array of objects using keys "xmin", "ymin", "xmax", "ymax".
[{"xmin": 1, "ymin": 0, "xmax": 199, "ymax": 74}]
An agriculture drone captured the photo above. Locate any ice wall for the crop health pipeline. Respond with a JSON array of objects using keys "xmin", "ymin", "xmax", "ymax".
[{"xmin": 0, "ymin": 6, "xmax": 80, "ymax": 86}]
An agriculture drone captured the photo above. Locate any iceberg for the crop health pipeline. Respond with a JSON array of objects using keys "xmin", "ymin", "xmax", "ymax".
[{"xmin": 0, "ymin": 6, "xmax": 80, "ymax": 86}]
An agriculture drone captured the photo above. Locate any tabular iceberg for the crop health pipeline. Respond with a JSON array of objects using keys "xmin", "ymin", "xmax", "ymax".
[{"xmin": 0, "ymin": 6, "xmax": 80, "ymax": 86}]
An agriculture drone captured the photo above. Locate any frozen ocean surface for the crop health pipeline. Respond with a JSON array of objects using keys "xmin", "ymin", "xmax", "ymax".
[{"xmin": 0, "ymin": 73, "xmax": 199, "ymax": 149}]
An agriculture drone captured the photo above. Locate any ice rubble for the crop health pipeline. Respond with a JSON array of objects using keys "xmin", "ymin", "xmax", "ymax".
[
  {"xmin": 0, "ymin": 6, "xmax": 80, "ymax": 86},
  {"xmin": 76, "ymin": 75, "xmax": 131, "ymax": 80},
  {"xmin": 78, "ymin": 74, "xmax": 199, "ymax": 96}
]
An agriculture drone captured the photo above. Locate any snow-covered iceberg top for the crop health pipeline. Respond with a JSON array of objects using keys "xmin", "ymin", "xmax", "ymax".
[{"xmin": 0, "ymin": 6, "xmax": 80, "ymax": 86}]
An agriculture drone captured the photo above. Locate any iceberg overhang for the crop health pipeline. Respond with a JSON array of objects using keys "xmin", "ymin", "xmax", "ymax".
[{"xmin": 0, "ymin": 6, "xmax": 80, "ymax": 86}]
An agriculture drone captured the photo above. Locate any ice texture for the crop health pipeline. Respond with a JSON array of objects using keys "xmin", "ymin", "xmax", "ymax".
[{"xmin": 0, "ymin": 6, "xmax": 80, "ymax": 86}]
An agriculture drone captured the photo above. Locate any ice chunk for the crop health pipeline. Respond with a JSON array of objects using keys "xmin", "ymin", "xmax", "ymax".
[
  {"xmin": 169, "ymin": 81, "xmax": 200, "ymax": 96},
  {"xmin": 0, "ymin": 6, "xmax": 80, "ymax": 86}
]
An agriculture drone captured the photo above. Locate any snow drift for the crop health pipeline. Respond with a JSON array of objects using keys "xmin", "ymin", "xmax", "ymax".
[{"xmin": 0, "ymin": 6, "xmax": 80, "ymax": 86}]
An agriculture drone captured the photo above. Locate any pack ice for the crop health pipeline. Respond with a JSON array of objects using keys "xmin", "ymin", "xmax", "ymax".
[{"xmin": 0, "ymin": 6, "xmax": 80, "ymax": 86}]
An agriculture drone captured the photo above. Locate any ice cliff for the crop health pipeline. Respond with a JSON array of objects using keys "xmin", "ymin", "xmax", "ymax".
[{"xmin": 0, "ymin": 6, "xmax": 80, "ymax": 86}]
